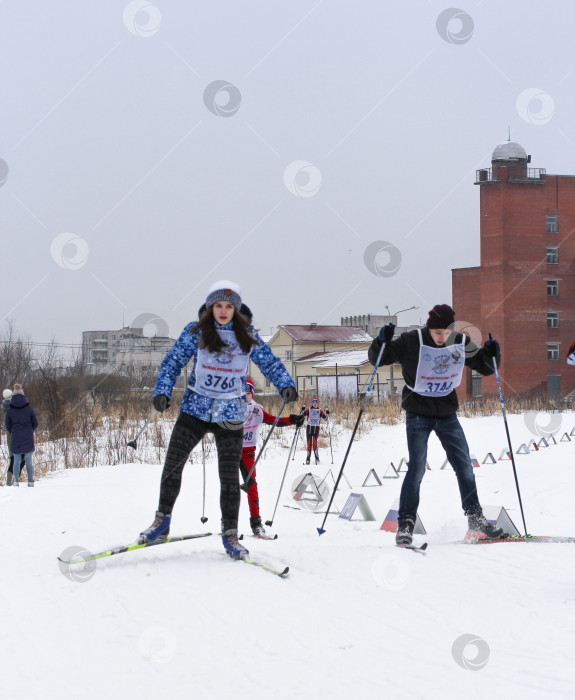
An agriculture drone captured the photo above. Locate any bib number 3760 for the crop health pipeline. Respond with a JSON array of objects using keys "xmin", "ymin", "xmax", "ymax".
[{"xmin": 204, "ymin": 374, "xmax": 235, "ymax": 390}]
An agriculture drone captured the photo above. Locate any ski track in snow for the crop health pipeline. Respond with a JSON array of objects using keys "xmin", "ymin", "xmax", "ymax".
[{"xmin": 2, "ymin": 414, "xmax": 575, "ymax": 699}]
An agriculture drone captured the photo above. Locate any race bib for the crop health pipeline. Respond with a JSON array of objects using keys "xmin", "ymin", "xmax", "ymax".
[
  {"xmin": 192, "ymin": 329, "xmax": 249, "ymax": 399},
  {"xmin": 307, "ymin": 407, "xmax": 321, "ymax": 426},
  {"xmin": 411, "ymin": 329, "xmax": 465, "ymax": 397},
  {"xmin": 243, "ymin": 403, "xmax": 263, "ymax": 447}
]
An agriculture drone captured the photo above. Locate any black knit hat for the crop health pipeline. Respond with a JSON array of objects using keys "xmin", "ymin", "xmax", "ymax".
[{"xmin": 426, "ymin": 304, "xmax": 455, "ymax": 330}]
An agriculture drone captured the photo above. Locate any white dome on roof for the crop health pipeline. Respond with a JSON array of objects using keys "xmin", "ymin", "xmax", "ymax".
[{"xmin": 492, "ymin": 141, "xmax": 528, "ymax": 161}]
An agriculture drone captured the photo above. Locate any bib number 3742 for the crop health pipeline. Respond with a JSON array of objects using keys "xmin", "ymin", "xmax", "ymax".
[{"xmin": 426, "ymin": 381, "xmax": 453, "ymax": 393}]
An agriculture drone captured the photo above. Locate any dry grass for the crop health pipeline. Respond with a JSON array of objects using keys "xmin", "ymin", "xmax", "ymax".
[{"xmin": 0, "ymin": 392, "xmax": 568, "ymax": 484}]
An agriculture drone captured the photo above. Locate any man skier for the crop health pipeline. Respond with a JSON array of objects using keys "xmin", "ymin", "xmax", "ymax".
[{"xmin": 369, "ymin": 304, "xmax": 506, "ymax": 546}]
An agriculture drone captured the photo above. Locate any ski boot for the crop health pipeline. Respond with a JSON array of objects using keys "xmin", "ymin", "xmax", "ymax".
[
  {"xmin": 6, "ymin": 472, "xmax": 13, "ymax": 486},
  {"xmin": 396, "ymin": 518, "xmax": 415, "ymax": 545},
  {"xmin": 466, "ymin": 509, "xmax": 505, "ymax": 539},
  {"xmin": 138, "ymin": 511, "xmax": 171, "ymax": 544},
  {"xmin": 305, "ymin": 454, "xmax": 311, "ymax": 465},
  {"xmin": 222, "ymin": 529, "xmax": 249, "ymax": 559},
  {"xmin": 250, "ymin": 516, "xmax": 266, "ymax": 537}
]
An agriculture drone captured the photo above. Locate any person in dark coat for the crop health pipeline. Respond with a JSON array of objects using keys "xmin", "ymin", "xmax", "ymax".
[
  {"xmin": 368, "ymin": 304, "xmax": 505, "ymax": 545},
  {"xmin": 5, "ymin": 384, "xmax": 38, "ymax": 487},
  {"xmin": 2, "ymin": 389, "xmax": 15, "ymax": 485}
]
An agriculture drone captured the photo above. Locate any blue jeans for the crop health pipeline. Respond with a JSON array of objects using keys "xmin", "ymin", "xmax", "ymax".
[
  {"xmin": 13, "ymin": 452, "xmax": 33, "ymax": 483},
  {"xmin": 399, "ymin": 412, "xmax": 481, "ymax": 521}
]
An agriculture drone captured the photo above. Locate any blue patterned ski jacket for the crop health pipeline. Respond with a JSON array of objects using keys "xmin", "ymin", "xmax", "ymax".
[{"xmin": 154, "ymin": 320, "xmax": 295, "ymax": 424}]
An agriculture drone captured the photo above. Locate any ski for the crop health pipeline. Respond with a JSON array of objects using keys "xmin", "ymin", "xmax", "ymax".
[
  {"xmin": 240, "ymin": 555, "xmax": 289, "ymax": 576},
  {"xmin": 220, "ymin": 552, "xmax": 289, "ymax": 576},
  {"xmin": 396, "ymin": 542, "xmax": 428, "ymax": 554},
  {"xmin": 251, "ymin": 533, "xmax": 278, "ymax": 540},
  {"xmin": 463, "ymin": 535, "xmax": 575, "ymax": 545},
  {"xmin": 57, "ymin": 532, "xmax": 213, "ymax": 565}
]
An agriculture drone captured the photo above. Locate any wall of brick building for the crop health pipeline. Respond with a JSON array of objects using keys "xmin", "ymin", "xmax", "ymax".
[{"xmin": 453, "ymin": 168, "xmax": 575, "ymax": 398}]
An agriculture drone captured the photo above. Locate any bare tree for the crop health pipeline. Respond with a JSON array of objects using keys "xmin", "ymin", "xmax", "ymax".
[{"xmin": 0, "ymin": 321, "xmax": 34, "ymax": 390}]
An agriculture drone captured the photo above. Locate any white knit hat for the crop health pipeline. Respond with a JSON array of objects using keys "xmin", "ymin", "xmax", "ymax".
[
  {"xmin": 3, "ymin": 389, "xmax": 12, "ymax": 399},
  {"xmin": 205, "ymin": 280, "xmax": 242, "ymax": 310}
]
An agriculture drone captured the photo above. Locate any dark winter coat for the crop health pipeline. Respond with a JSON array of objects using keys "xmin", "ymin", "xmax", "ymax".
[
  {"xmin": 368, "ymin": 328, "xmax": 500, "ymax": 418},
  {"xmin": 1, "ymin": 398, "xmax": 11, "ymax": 451},
  {"xmin": 5, "ymin": 393, "xmax": 38, "ymax": 453}
]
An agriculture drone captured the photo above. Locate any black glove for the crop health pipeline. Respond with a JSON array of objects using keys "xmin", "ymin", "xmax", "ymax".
[
  {"xmin": 289, "ymin": 413, "xmax": 305, "ymax": 427},
  {"xmin": 483, "ymin": 337, "xmax": 500, "ymax": 358},
  {"xmin": 153, "ymin": 395, "xmax": 170, "ymax": 413},
  {"xmin": 326, "ymin": 409, "xmax": 330, "ymax": 415},
  {"xmin": 378, "ymin": 323, "xmax": 395, "ymax": 343},
  {"xmin": 280, "ymin": 386, "xmax": 298, "ymax": 403}
]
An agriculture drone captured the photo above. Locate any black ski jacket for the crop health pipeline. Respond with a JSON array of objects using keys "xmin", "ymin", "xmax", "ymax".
[{"xmin": 368, "ymin": 328, "xmax": 500, "ymax": 417}]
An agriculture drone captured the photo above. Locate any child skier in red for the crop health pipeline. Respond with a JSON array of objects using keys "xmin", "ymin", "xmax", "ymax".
[
  {"xmin": 242, "ymin": 378, "xmax": 304, "ymax": 536},
  {"xmin": 303, "ymin": 397, "xmax": 329, "ymax": 465}
]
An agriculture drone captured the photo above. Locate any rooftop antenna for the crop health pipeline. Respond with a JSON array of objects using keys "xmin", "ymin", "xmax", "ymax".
[{"xmin": 507, "ymin": 125, "xmax": 511, "ymax": 142}]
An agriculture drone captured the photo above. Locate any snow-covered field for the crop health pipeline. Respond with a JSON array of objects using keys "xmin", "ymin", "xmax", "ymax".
[{"xmin": 2, "ymin": 412, "xmax": 575, "ymax": 700}]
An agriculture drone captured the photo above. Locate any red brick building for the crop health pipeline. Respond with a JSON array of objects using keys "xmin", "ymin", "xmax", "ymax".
[{"xmin": 452, "ymin": 140, "xmax": 575, "ymax": 398}]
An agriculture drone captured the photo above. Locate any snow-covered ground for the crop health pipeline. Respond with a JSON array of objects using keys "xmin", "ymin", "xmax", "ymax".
[{"xmin": 2, "ymin": 412, "xmax": 575, "ymax": 700}]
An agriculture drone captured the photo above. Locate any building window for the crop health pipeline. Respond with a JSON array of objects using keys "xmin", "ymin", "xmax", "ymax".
[
  {"xmin": 547, "ymin": 280, "xmax": 559, "ymax": 296},
  {"xmin": 547, "ymin": 311, "xmax": 559, "ymax": 329},
  {"xmin": 547, "ymin": 343, "xmax": 560, "ymax": 361},
  {"xmin": 546, "ymin": 216, "xmax": 558, "ymax": 233},
  {"xmin": 546, "ymin": 247, "xmax": 558, "ymax": 264},
  {"xmin": 286, "ymin": 350, "xmax": 292, "ymax": 360}
]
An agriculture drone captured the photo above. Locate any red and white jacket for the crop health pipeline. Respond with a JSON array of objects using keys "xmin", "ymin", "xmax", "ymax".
[{"xmin": 243, "ymin": 400, "xmax": 291, "ymax": 449}]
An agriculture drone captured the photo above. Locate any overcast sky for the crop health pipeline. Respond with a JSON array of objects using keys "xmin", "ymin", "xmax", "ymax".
[{"xmin": 2, "ymin": 0, "xmax": 574, "ymax": 354}]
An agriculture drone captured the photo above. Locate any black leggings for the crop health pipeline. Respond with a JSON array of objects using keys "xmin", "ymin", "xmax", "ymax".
[
  {"xmin": 158, "ymin": 412, "xmax": 243, "ymax": 531},
  {"xmin": 7, "ymin": 454, "xmax": 24, "ymax": 475}
]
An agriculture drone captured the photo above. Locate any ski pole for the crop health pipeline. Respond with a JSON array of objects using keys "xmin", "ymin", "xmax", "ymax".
[
  {"xmin": 327, "ymin": 414, "xmax": 334, "ymax": 464},
  {"xmin": 317, "ymin": 333, "xmax": 390, "ymax": 535},
  {"xmin": 200, "ymin": 437, "xmax": 208, "ymax": 524},
  {"xmin": 292, "ymin": 406, "xmax": 305, "ymax": 459},
  {"xmin": 489, "ymin": 333, "xmax": 528, "ymax": 536},
  {"xmin": 265, "ymin": 421, "xmax": 302, "ymax": 527},
  {"xmin": 240, "ymin": 399, "xmax": 287, "ymax": 491},
  {"xmin": 127, "ymin": 409, "xmax": 157, "ymax": 450}
]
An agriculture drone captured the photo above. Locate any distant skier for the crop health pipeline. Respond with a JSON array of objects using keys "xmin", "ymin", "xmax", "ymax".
[
  {"xmin": 567, "ymin": 342, "xmax": 575, "ymax": 365},
  {"xmin": 138, "ymin": 281, "xmax": 297, "ymax": 559},
  {"xmin": 369, "ymin": 304, "xmax": 505, "ymax": 546},
  {"xmin": 241, "ymin": 378, "xmax": 304, "ymax": 536},
  {"xmin": 303, "ymin": 398, "xmax": 329, "ymax": 465}
]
